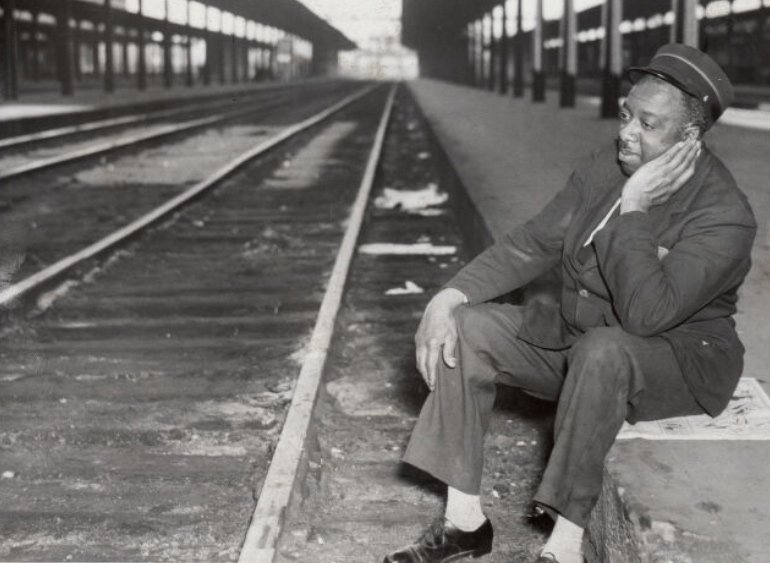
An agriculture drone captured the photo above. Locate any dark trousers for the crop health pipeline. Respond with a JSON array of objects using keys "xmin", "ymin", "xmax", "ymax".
[{"xmin": 402, "ymin": 303, "xmax": 704, "ymax": 527}]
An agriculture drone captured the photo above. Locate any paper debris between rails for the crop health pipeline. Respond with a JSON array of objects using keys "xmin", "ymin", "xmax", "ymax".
[
  {"xmin": 373, "ymin": 182, "xmax": 448, "ymax": 213},
  {"xmin": 385, "ymin": 281, "xmax": 425, "ymax": 295},
  {"xmin": 358, "ymin": 243, "xmax": 457, "ymax": 256},
  {"xmin": 618, "ymin": 378, "xmax": 770, "ymax": 440}
]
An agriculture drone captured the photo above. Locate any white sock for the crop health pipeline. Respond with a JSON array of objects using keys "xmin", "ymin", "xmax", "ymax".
[
  {"xmin": 540, "ymin": 516, "xmax": 584, "ymax": 563},
  {"xmin": 444, "ymin": 487, "xmax": 486, "ymax": 532}
]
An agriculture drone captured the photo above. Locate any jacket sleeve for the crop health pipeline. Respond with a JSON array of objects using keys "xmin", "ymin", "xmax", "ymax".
[
  {"xmin": 592, "ymin": 206, "xmax": 756, "ymax": 337},
  {"xmin": 445, "ymin": 171, "xmax": 584, "ymax": 305}
]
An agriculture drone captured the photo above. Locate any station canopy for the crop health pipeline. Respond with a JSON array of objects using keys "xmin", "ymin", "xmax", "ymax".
[
  {"xmin": 402, "ymin": 0, "xmax": 677, "ymax": 49},
  {"xmin": 21, "ymin": 0, "xmax": 356, "ymax": 51},
  {"xmin": 205, "ymin": 0, "xmax": 356, "ymax": 50}
]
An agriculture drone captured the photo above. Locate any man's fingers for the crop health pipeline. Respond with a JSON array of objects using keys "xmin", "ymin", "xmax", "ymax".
[
  {"xmin": 426, "ymin": 340, "xmax": 441, "ymax": 391},
  {"xmin": 442, "ymin": 332, "xmax": 457, "ymax": 368}
]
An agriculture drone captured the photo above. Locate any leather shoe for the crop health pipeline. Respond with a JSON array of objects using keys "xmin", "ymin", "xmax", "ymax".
[{"xmin": 382, "ymin": 517, "xmax": 493, "ymax": 562}]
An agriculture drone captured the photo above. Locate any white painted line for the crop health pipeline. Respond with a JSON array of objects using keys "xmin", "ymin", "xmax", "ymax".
[
  {"xmin": 0, "ymin": 84, "xmax": 380, "ymax": 308},
  {"xmin": 236, "ymin": 84, "xmax": 398, "ymax": 563},
  {"xmin": 359, "ymin": 242, "xmax": 457, "ymax": 255}
]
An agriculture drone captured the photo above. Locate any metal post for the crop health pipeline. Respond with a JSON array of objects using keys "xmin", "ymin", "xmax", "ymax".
[
  {"xmin": 672, "ymin": 0, "xmax": 698, "ymax": 46},
  {"xmin": 476, "ymin": 20, "xmax": 483, "ymax": 88},
  {"xmin": 30, "ymin": 10, "xmax": 40, "ymax": 81},
  {"xmin": 137, "ymin": 0, "xmax": 147, "ymax": 90},
  {"xmin": 163, "ymin": 0, "xmax": 172, "ymax": 88},
  {"xmin": 513, "ymin": 0, "xmax": 524, "ymax": 97},
  {"xmin": 242, "ymin": 38, "xmax": 249, "ymax": 81},
  {"xmin": 2, "ymin": 0, "xmax": 19, "ymax": 99},
  {"xmin": 122, "ymin": 35, "xmax": 130, "ymax": 78},
  {"xmin": 73, "ymin": 19, "xmax": 81, "ymax": 80},
  {"xmin": 600, "ymin": 0, "xmax": 622, "ymax": 118},
  {"xmin": 104, "ymin": 0, "xmax": 114, "ymax": 92},
  {"xmin": 203, "ymin": 31, "xmax": 211, "ymax": 85},
  {"xmin": 92, "ymin": 22, "xmax": 101, "ymax": 77},
  {"xmin": 532, "ymin": 0, "xmax": 545, "ymax": 101},
  {"xmin": 559, "ymin": 0, "xmax": 577, "ymax": 107},
  {"xmin": 499, "ymin": 2, "xmax": 508, "ymax": 94},
  {"xmin": 231, "ymin": 34, "xmax": 237, "ymax": 82},
  {"xmin": 218, "ymin": 12, "xmax": 225, "ymax": 84},
  {"xmin": 57, "ymin": 0, "xmax": 75, "ymax": 96},
  {"xmin": 185, "ymin": 0, "xmax": 193, "ymax": 87}
]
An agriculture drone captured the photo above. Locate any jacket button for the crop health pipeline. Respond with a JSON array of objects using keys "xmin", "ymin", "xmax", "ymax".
[{"xmin": 578, "ymin": 289, "xmax": 590, "ymax": 298}]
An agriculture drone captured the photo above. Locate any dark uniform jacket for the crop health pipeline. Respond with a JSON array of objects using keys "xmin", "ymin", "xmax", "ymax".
[{"xmin": 447, "ymin": 143, "xmax": 756, "ymax": 416}]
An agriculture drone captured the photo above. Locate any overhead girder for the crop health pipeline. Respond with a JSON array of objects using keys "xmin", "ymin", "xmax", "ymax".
[
  {"xmin": 13, "ymin": 0, "xmax": 356, "ymax": 51},
  {"xmin": 402, "ymin": 0, "xmax": 675, "ymax": 50}
]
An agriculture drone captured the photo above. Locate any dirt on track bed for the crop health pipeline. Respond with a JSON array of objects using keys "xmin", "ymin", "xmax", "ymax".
[
  {"xmin": 0, "ymin": 81, "xmax": 361, "ymax": 282},
  {"xmin": 276, "ymin": 88, "xmax": 556, "ymax": 562},
  {"xmin": 0, "ymin": 87, "xmax": 390, "ymax": 562}
]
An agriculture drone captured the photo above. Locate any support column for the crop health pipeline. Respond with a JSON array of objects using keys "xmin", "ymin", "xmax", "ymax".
[
  {"xmin": 218, "ymin": 33, "xmax": 226, "ymax": 84},
  {"xmin": 137, "ymin": 0, "xmax": 147, "ymax": 90},
  {"xmin": 559, "ymin": 0, "xmax": 577, "ymax": 108},
  {"xmin": 185, "ymin": 1, "xmax": 193, "ymax": 87},
  {"xmin": 532, "ymin": 0, "xmax": 545, "ymax": 102},
  {"xmin": 242, "ymin": 39, "xmax": 249, "ymax": 81},
  {"xmin": 73, "ymin": 19, "xmax": 81, "ymax": 80},
  {"xmin": 122, "ymin": 35, "xmax": 130, "ymax": 78},
  {"xmin": 30, "ymin": 10, "xmax": 40, "ymax": 81},
  {"xmin": 499, "ymin": 3, "xmax": 508, "ymax": 94},
  {"xmin": 203, "ymin": 32, "xmax": 212, "ymax": 85},
  {"xmin": 513, "ymin": 0, "xmax": 524, "ymax": 97},
  {"xmin": 104, "ymin": 0, "xmax": 115, "ymax": 92},
  {"xmin": 485, "ymin": 14, "xmax": 493, "ymax": 90},
  {"xmin": 57, "ymin": 0, "xmax": 75, "ymax": 96},
  {"xmin": 671, "ymin": 0, "xmax": 698, "ymax": 47},
  {"xmin": 2, "ymin": 0, "xmax": 19, "ymax": 99},
  {"xmin": 92, "ymin": 23, "xmax": 101, "ymax": 77},
  {"xmin": 230, "ymin": 34, "xmax": 238, "ymax": 82},
  {"xmin": 475, "ymin": 20, "xmax": 484, "ymax": 88},
  {"xmin": 600, "ymin": 0, "xmax": 622, "ymax": 118},
  {"xmin": 163, "ymin": 0, "xmax": 173, "ymax": 88}
]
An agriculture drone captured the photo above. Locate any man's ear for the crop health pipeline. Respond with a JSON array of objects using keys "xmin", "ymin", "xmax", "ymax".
[{"xmin": 682, "ymin": 124, "xmax": 699, "ymax": 141}]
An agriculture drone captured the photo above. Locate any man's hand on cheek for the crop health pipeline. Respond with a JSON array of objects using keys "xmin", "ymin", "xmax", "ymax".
[{"xmin": 620, "ymin": 137, "xmax": 701, "ymax": 214}]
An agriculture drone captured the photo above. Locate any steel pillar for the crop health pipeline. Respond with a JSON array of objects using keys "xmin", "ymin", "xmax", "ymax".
[
  {"xmin": 57, "ymin": 0, "xmax": 75, "ymax": 96},
  {"xmin": 499, "ymin": 3, "xmax": 508, "ymax": 94},
  {"xmin": 672, "ymin": 0, "xmax": 698, "ymax": 47},
  {"xmin": 104, "ymin": 0, "xmax": 115, "ymax": 92},
  {"xmin": 513, "ymin": 0, "xmax": 524, "ymax": 97},
  {"xmin": 532, "ymin": 0, "xmax": 545, "ymax": 102},
  {"xmin": 163, "ymin": 0, "xmax": 173, "ymax": 88},
  {"xmin": 185, "ymin": 2, "xmax": 193, "ymax": 87},
  {"xmin": 30, "ymin": 10, "xmax": 40, "ymax": 81},
  {"xmin": 600, "ymin": 0, "xmax": 622, "ymax": 118},
  {"xmin": 137, "ymin": 0, "xmax": 147, "ymax": 91},
  {"xmin": 559, "ymin": 0, "xmax": 577, "ymax": 108},
  {"xmin": 2, "ymin": 0, "xmax": 19, "ymax": 99}
]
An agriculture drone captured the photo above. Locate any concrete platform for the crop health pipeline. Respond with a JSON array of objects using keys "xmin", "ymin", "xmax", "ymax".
[
  {"xmin": 408, "ymin": 78, "xmax": 770, "ymax": 562},
  {"xmin": 0, "ymin": 79, "xmax": 332, "ymax": 137}
]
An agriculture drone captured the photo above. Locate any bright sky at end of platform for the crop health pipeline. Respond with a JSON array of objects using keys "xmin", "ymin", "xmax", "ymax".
[{"xmin": 300, "ymin": 0, "xmax": 401, "ymax": 47}]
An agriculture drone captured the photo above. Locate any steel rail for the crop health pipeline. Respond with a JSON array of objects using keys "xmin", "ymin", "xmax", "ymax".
[
  {"xmin": 0, "ymin": 80, "xmax": 336, "ymax": 151},
  {"xmin": 0, "ymin": 93, "xmax": 272, "ymax": 151},
  {"xmin": 236, "ymin": 83, "xmax": 398, "ymax": 563},
  {"xmin": 0, "ymin": 89, "xmax": 329, "ymax": 182},
  {"xmin": 0, "ymin": 83, "xmax": 381, "ymax": 308}
]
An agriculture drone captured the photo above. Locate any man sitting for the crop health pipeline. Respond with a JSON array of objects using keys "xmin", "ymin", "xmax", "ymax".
[{"xmin": 383, "ymin": 44, "xmax": 756, "ymax": 563}]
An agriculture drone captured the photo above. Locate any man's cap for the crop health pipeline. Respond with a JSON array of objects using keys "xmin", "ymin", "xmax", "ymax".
[{"xmin": 626, "ymin": 43, "xmax": 734, "ymax": 123}]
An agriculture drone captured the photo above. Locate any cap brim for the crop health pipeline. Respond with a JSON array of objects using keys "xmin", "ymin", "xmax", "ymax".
[{"xmin": 626, "ymin": 66, "xmax": 700, "ymax": 100}]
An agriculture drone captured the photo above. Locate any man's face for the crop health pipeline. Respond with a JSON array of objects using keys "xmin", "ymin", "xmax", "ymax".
[{"xmin": 617, "ymin": 78, "xmax": 688, "ymax": 175}]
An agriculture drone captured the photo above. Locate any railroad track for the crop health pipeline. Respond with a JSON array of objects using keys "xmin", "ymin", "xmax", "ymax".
[
  {"xmin": 0, "ymin": 81, "xmax": 554, "ymax": 562},
  {"xmin": 0, "ymin": 82, "xmax": 392, "ymax": 561},
  {"xmin": 0, "ymin": 81, "xmax": 360, "ymax": 181}
]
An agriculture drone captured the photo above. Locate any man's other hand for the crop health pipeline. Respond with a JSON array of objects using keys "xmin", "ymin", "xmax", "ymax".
[
  {"xmin": 415, "ymin": 288, "xmax": 468, "ymax": 391},
  {"xmin": 621, "ymin": 137, "xmax": 701, "ymax": 214}
]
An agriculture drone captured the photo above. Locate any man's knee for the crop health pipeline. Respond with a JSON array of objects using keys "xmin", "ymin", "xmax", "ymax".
[
  {"xmin": 568, "ymin": 326, "xmax": 637, "ymax": 388},
  {"xmin": 454, "ymin": 303, "xmax": 517, "ymax": 354}
]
